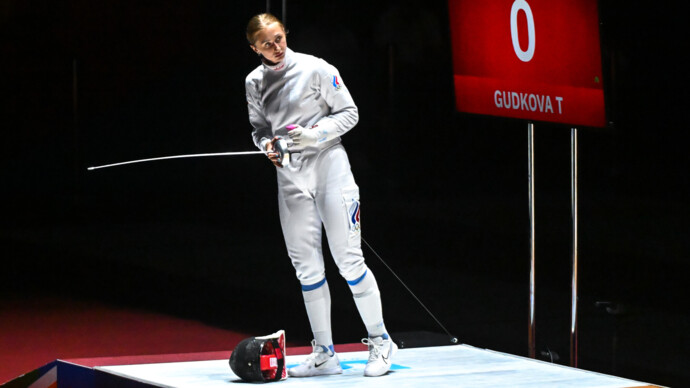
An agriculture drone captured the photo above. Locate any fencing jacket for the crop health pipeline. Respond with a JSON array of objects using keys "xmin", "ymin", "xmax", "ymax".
[{"xmin": 245, "ymin": 48, "xmax": 359, "ymax": 159}]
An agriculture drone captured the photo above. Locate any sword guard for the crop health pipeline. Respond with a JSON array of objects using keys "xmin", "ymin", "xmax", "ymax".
[{"xmin": 274, "ymin": 137, "xmax": 291, "ymax": 167}]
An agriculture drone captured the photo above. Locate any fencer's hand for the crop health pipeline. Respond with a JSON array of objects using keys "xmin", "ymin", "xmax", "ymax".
[
  {"xmin": 287, "ymin": 124, "xmax": 320, "ymax": 147},
  {"xmin": 265, "ymin": 137, "xmax": 283, "ymax": 168}
]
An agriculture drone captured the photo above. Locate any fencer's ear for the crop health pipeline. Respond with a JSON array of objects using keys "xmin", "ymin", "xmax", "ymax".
[{"xmin": 250, "ymin": 45, "xmax": 259, "ymax": 54}]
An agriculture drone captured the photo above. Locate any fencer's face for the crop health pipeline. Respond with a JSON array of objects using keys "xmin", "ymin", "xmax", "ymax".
[{"xmin": 251, "ymin": 23, "xmax": 287, "ymax": 64}]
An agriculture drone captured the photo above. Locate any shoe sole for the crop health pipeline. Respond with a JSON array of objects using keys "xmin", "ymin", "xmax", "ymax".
[{"xmin": 288, "ymin": 366, "xmax": 343, "ymax": 377}]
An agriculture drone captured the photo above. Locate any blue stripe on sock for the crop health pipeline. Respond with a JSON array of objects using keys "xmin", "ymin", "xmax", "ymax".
[
  {"xmin": 301, "ymin": 277, "xmax": 327, "ymax": 291},
  {"xmin": 346, "ymin": 270, "xmax": 368, "ymax": 286}
]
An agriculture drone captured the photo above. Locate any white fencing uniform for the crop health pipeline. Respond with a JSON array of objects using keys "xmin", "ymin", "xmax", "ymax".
[
  {"xmin": 245, "ymin": 48, "xmax": 365, "ymax": 285},
  {"xmin": 245, "ymin": 48, "xmax": 387, "ymax": 346}
]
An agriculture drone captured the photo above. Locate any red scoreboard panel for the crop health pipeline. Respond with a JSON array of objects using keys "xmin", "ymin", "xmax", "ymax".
[{"xmin": 449, "ymin": 0, "xmax": 606, "ymax": 127}]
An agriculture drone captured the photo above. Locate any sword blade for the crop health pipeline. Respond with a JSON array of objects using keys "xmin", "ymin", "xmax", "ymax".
[{"xmin": 87, "ymin": 150, "xmax": 265, "ymax": 171}]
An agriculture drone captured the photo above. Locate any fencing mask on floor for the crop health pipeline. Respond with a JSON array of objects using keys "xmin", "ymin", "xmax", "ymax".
[{"xmin": 229, "ymin": 330, "xmax": 287, "ymax": 382}]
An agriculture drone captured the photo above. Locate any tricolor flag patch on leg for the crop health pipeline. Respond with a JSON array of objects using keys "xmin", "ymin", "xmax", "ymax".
[{"xmin": 349, "ymin": 199, "xmax": 361, "ymax": 233}]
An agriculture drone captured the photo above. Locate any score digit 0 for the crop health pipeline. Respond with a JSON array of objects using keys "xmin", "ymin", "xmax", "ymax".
[{"xmin": 511, "ymin": 0, "xmax": 536, "ymax": 62}]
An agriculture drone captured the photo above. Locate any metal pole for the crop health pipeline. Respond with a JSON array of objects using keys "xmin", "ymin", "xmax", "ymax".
[
  {"xmin": 73, "ymin": 58, "xmax": 80, "ymax": 200},
  {"xmin": 282, "ymin": 0, "xmax": 287, "ymax": 26},
  {"xmin": 266, "ymin": 0, "xmax": 270, "ymax": 13},
  {"xmin": 570, "ymin": 127, "xmax": 579, "ymax": 367},
  {"xmin": 528, "ymin": 122, "xmax": 536, "ymax": 359}
]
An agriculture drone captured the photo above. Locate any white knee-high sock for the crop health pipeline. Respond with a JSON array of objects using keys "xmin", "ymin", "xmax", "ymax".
[
  {"xmin": 302, "ymin": 279, "xmax": 333, "ymax": 348},
  {"xmin": 348, "ymin": 269, "xmax": 387, "ymax": 338}
]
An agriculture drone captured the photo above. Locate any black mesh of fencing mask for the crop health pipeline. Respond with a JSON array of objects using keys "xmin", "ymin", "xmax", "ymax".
[{"xmin": 229, "ymin": 330, "xmax": 287, "ymax": 382}]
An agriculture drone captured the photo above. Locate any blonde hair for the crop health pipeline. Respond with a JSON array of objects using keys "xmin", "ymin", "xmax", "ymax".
[{"xmin": 246, "ymin": 13, "xmax": 285, "ymax": 45}]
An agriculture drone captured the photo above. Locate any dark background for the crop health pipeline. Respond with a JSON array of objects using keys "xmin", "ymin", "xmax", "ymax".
[{"xmin": 2, "ymin": 0, "xmax": 688, "ymax": 386}]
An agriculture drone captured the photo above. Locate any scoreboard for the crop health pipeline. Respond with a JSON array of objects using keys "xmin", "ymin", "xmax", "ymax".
[{"xmin": 448, "ymin": 0, "xmax": 607, "ymax": 127}]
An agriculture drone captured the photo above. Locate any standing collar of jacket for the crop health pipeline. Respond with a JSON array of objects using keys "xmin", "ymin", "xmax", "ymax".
[{"xmin": 262, "ymin": 48, "xmax": 294, "ymax": 72}]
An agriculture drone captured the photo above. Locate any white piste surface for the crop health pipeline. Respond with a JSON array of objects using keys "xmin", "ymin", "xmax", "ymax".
[{"xmin": 98, "ymin": 344, "xmax": 653, "ymax": 388}]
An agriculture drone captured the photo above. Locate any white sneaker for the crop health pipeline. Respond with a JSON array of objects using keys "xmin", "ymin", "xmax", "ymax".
[
  {"xmin": 288, "ymin": 340, "xmax": 342, "ymax": 377},
  {"xmin": 362, "ymin": 335, "xmax": 398, "ymax": 377}
]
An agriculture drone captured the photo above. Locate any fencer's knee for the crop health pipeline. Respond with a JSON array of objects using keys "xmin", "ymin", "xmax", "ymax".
[
  {"xmin": 336, "ymin": 255, "xmax": 367, "ymax": 283},
  {"xmin": 291, "ymin": 256, "xmax": 326, "ymax": 288}
]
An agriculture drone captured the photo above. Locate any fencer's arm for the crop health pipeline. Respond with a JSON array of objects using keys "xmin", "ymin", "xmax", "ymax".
[
  {"xmin": 246, "ymin": 77, "xmax": 273, "ymax": 151},
  {"xmin": 287, "ymin": 97, "xmax": 357, "ymax": 148},
  {"xmin": 307, "ymin": 62, "xmax": 359, "ymax": 141},
  {"xmin": 246, "ymin": 87, "xmax": 280, "ymax": 167}
]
